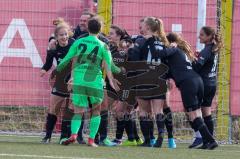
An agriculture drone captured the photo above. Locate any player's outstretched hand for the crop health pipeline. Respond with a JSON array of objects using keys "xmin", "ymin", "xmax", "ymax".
[
  {"xmin": 110, "ymin": 78, "xmax": 121, "ymax": 92},
  {"xmin": 67, "ymin": 78, "xmax": 73, "ymax": 92}
]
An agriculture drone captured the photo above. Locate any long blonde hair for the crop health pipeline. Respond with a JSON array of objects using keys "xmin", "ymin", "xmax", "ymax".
[
  {"xmin": 53, "ymin": 18, "xmax": 73, "ymax": 38},
  {"xmin": 144, "ymin": 17, "xmax": 169, "ymax": 46},
  {"xmin": 167, "ymin": 32, "xmax": 196, "ymax": 61}
]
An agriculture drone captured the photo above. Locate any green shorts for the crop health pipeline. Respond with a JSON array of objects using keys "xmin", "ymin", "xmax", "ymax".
[{"xmin": 71, "ymin": 85, "xmax": 103, "ymax": 107}]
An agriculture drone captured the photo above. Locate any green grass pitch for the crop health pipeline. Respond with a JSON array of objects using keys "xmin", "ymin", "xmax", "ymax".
[{"xmin": 0, "ymin": 135, "xmax": 239, "ymax": 159}]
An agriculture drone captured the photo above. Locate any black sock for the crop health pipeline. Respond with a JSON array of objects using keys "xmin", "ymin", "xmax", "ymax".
[
  {"xmin": 60, "ymin": 107, "xmax": 73, "ymax": 139},
  {"xmin": 163, "ymin": 107, "xmax": 174, "ymax": 139},
  {"xmin": 156, "ymin": 113, "xmax": 165, "ymax": 139},
  {"xmin": 189, "ymin": 121, "xmax": 198, "ymax": 132},
  {"xmin": 77, "ymin": 114, "xmax": 85, "ymax": 140},
  {"xmin": 149, "ymin": 118, "xmax": 155, "ymax": 140},
  {"xmin": 116, "ymin": 118, "xmax": 125, "ymax": 140},
  {"xmin": 132, "ymin": 120, "xmax": 140, "ymax": 141},
  {"xmin": 192, "ymin": 117, "xmax": 215, "ymax": 144},
  {"xmin": 124, "ymin": 114, "xmax": 134, "ymax": 141},
  {"xmin": 95, "ymin": 133, "xmax": 100, "ymax": 144},
  {"xmin": 204, "ymin": 115, "xmax": 214, "ymax": 135},
  {"xmin": 139, "ymin": 116, "xmax": 150, "ymax": 142},
  {"xmin": 60, "ymin": 119, "xmax": 71, "ymax": 139},
  {"xmin": 45, "ymin": 113, "xmax": 57, "ymax": 138},
  {"xmin": 99, "ymin": 110, "xmax": 108, "ymax": 141}
]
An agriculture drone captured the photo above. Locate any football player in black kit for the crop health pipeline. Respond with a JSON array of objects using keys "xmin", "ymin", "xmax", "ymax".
[
  {"xmin": 48, "ymin": 12, "xmax": 95, "ymax": 144},
  {"xmin": 130, "ymin": 18, "xmax": 157, "ymax": 147},
  {"xmin": 159, "ymin": 32, "xmax": 218, "ymax": 150},
  {"xmin": 40, "ymin": 20, "xmax": 74, "ymax": 143},
  {"xmin": 188, "ymin": 26, "xmax": 223, "ymax": 148},
  {"xmin": 130, "ymin": 18, "xmax": 176, "ymax": 148},
  {"xmin": 130, "ymin": 17, "xmax": 170, "ymax": 148},
  {"xmin": 106, "ymin": 25, "xmax": 143, "ymax": 146}
]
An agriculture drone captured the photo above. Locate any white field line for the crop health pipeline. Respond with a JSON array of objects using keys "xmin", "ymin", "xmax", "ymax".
[{"xmin": 0, "ymin": 153, "xmax": 103, "ymax": 159}]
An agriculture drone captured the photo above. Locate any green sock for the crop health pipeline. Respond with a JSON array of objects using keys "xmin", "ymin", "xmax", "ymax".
[
  {"xmin": 71, "ymin": 114, "xmax": 82, "ymax": 134},
  {"xmin": 89, "ymin": 115, "xmax": 101, "ymax": 139}
]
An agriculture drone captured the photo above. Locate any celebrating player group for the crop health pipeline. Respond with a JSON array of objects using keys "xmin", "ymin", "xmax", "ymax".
[{"xmin": 40, "ymin": 11, "xmax": 222, "ymax": 150}]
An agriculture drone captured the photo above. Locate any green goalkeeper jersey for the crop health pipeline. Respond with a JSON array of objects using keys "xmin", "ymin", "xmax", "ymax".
[{"xmin": 57, "ymin": 35, "xmax": 115, "ymax": 88}]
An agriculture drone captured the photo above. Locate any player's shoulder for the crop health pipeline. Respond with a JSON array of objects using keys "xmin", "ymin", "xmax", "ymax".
[
  {"xmin": 200, "ymin": 43, "xmax": 213, "ymax": 57},
  {"xmin": 135, "ymin": 36, "xmax": 146, "ymax": 46},
  {"xmin": 97, "ymin": 39, "xmax": 110, "ymax": 53},
  {"xmin": 102, "ymin": 42, "xmax": 110, "ymax": 51},
  {"xmin": 131, "ymin": 34, "xmax": 144, "ymax": 42},
  {"xmin": 148, "ymin": 36, "xmax": 165, "ymax": 46},
  {"xmin": 87, "ymin": 35, "xmax": 105, "ymax": 48},
  {"xmin": 93, "ymin": 35, "xmax": 106, "ymax": 45}
]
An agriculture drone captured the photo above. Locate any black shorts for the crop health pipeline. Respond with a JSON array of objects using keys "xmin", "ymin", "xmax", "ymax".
[
  {"xmin": 51, "ymin": 88, "xmax": 70, "ymax": 98},
  {"xmin": 201, "ymin": 85, "xmax": 216, "ymax": 107},
  {"xmin": 135, "ymin": 85, "xmax": 166, "ymax": 100},
  {"xmin": 179, "ymin": 77, "xmax": 204, "ymax": 112},
  {"xmin": 51, "ymin": 71, "xmax": 70, "ymax": 97},
  {"xmin": 105, "ymin": 78, "xmax": 166, "ymax": 102}
]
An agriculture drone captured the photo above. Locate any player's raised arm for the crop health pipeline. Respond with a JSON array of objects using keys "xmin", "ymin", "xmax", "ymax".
[
  {"xmin": 102, "ymin": 44, "xmax": 113, "ymax": 71},
  {"xmin": 42, "ymin": 50, "xmax": 55, "ymax": 72}
]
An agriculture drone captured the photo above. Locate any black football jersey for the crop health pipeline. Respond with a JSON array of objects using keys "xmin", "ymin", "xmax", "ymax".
[
  {"xmin": 192, "ymin": 43, "xmax": 218, "ymax": 86},
  {"xmin": 42, "ymin": 38, "xmax": 75, "ymax": 71}
]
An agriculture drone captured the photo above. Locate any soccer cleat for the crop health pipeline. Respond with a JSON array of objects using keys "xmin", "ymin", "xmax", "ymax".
[
  {"xmin": 188, "ymin": 137, "xmax": 203, "ymax": 148},
  {"xmin": 139, "ymin": 141, "xmax": 152, "ymax": 147},
  {"xmin": 99, "ymin": 138, "xmax": 117, "ymax": 146},
  {"xmin": 112, "ymin": 139, "xmax": 122, "ymax": 145},
  {"xmin": 150, "ymin": 139, "xmax": 156, "ymax": 147},
  {"xmin": 59, "ymin": 138, "xmax": 68, "ymax": 145},
  {"xmin": 197, "ymin": 141, "xmax": 218, "ymax": 150},
  {"xmin": 136, "ymin": 138, "xmax": 144, "ymax": 146},
  {"xmin": 153, "ymin": 137, "xmax": 163, "ymax": 148},
  {"xmin": 122, "ymin": 140, "xmax": 137, "ymax": 146},
  {"xmin": 60, "ymin": 134, "xmax": 70, "ymax": 142},
  {"xmin": 60, "ymin": 134, "xmax": 77, "ymax": 145},
  {"xmin": 168, "ymin": 138, "xmax": 177, "ymax": 149},
  {"xmin": 207, "ymin": 141, "xmax": 218, "ymax": 150},
  {"xmin": 197, "ymin": 144, "xmax": 208, "ymax": 149},
  {"xmin": 41, "ymin": 136, "xmax": 51, "ymax": 144},
  {"xmin": 88, "ymin": 138, "xmax": 98, "ymax": 147}
]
